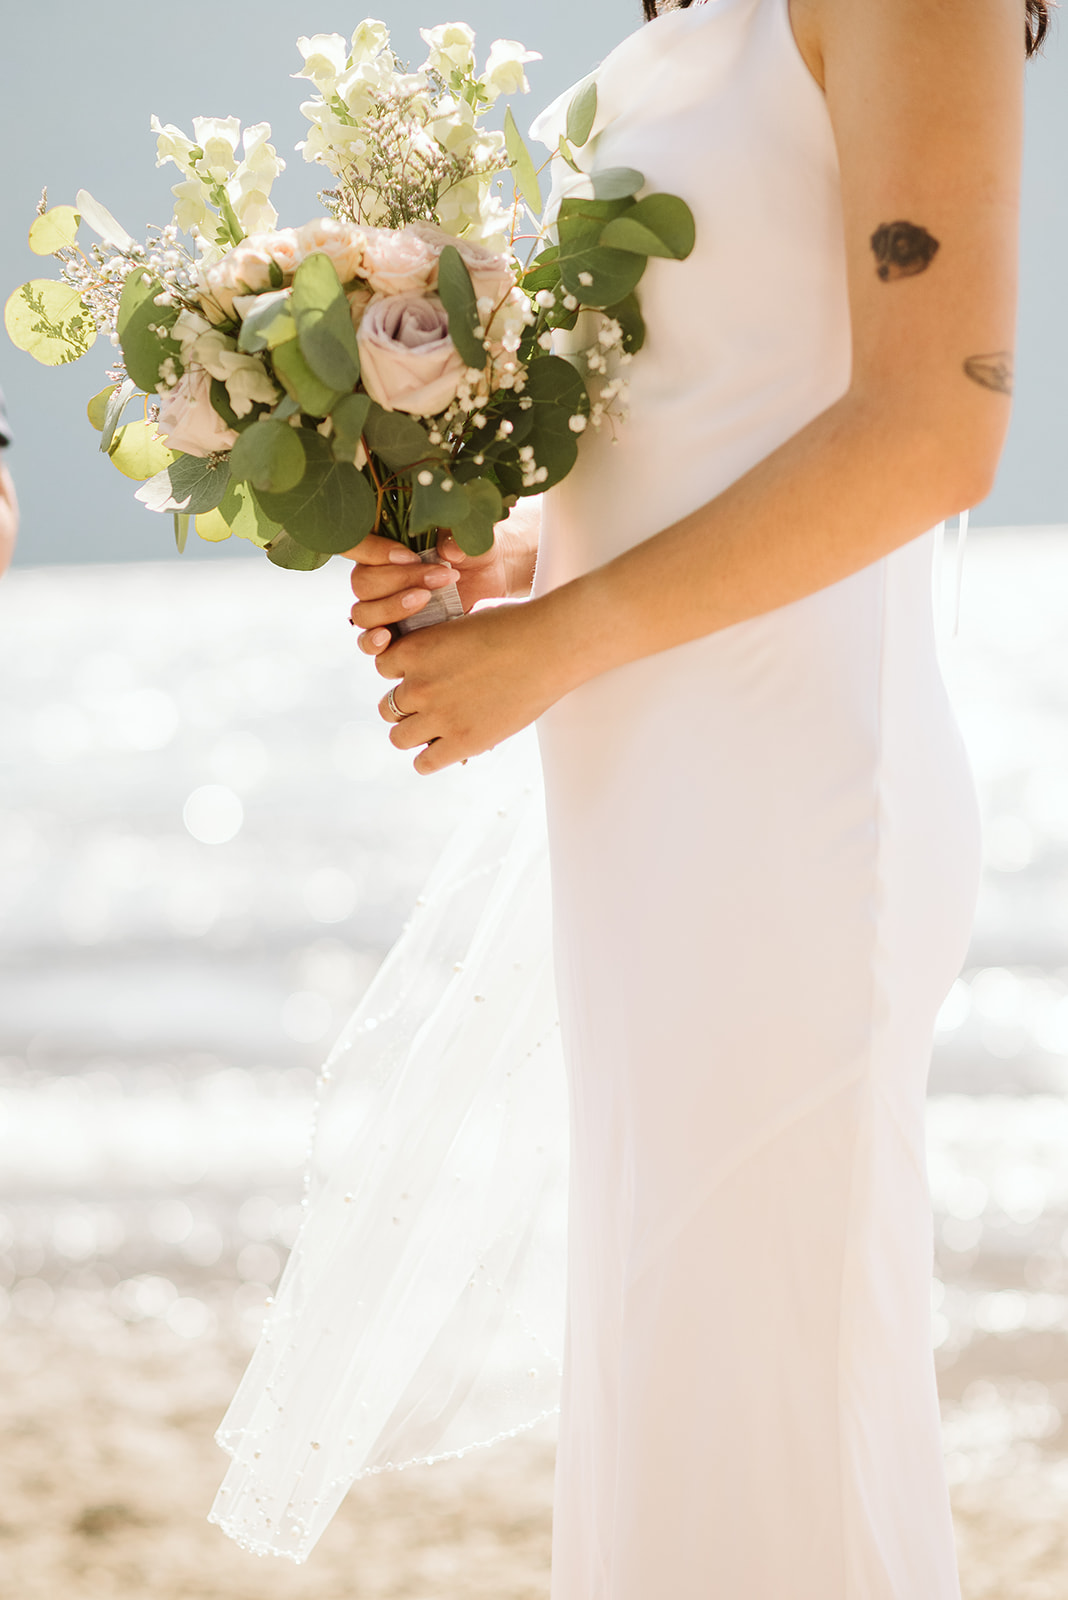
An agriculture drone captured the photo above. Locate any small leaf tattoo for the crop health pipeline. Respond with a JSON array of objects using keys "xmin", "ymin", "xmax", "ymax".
[
  {"xmin": 963, "ymin": 352, "xmax": 1014, "ymax": 396},
  {"xmin": 870, "ymin": 221, "xmax": 940, "ymax": 281}
]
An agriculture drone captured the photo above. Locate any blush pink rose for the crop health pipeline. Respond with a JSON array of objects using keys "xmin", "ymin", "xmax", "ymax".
[
  {"xmin": 357, "ymin": 293, "xmax": 467, "ymax": 416},
  {"xmin": 358, "ymin": 227, "xmax": 441, "ymax": 296},
  {"xmin": 199, "ymin": 229, "xmax": 304, "ymax": 321},
  {"xmin": 407, "ymin": 221, "xmax": 516, "ymax": 311},
  {"xmin": 295, "ymin": 218, "xmax": 367, "ymax": 285},
  {"xmin": 156, "ymin": 367, "xmax": 238, "ymax": 457}
]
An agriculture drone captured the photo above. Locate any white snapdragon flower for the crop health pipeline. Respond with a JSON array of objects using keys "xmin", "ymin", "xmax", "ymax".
[
  {"xmin": 172, "ymin": 307, "xmax": 214, "ymax": 362},
  {"xmin": 228, "ymin": 176, "xmax": 278, "ymax": 235},
  {"xmin": 190, "ymin": 328, "xmax": 278, "ymax": 416},
  {"xmin": 420, "ymin": 22, "xmax": 477, "ymax": 77},
  {"xmin": 429, "ymin": 95, "xmax": 478, "ymax": 156},
  {"xmin": 240, "ymin": 122, "xmax": 285, "ymax": 183},
  {"xmin": 481, "ymin": 40, "xmax": 542, "ymax": 103},
  {"xmin": 191, "ymin": 117, "xmax": 242, "ymax": 182},
  {"xmin": 170, "ymin": 178, "xmax": 211, "ymax": 234},
  {"xmin": 350, "ymin": 19, "xmax": 390, "ymax": 63},
  {"xmin": 434, "ymin": 175, "xmax": 485, "ymax": 238},
  {"xmin": 294, "ymin": 34, "xmax": 349, "ymax": 94},
  {"xmin": 150, "ymin": 116, "xmax": 199, "ymax": 178}
]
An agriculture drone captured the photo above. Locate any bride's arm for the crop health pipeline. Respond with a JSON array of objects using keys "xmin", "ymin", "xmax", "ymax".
[{"xmin": 375, "ymin": 0, "xmax": 1024, "ymax": 771}]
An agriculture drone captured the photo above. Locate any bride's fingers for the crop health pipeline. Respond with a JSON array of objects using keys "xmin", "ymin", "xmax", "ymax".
[
  {"xmin": 414, "ymin": 737, "xmax": 463, "ymax": 775},
  {"xmin": 342, "ymin": 533, "xmax": 421, "ymax": 565},
  {"xmin": 350, "ymin": 589, "xmax": 433, "ymax": 630},
  {"xmin": 350, "ymin": 560, "xmax": 456, "ymax": 603},
  {"xmin": 357, "ymin": 626, "xmax": 393, "ymax": 656},
  {"xmin": 388, "ymin": 712, "xmax": 437, "ymax": 751}
]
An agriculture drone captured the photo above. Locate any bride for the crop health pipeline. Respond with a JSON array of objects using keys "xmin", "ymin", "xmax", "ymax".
[{"xmin": 221, "ymin": 0, "xmax": 1041, "ymax": 1592}]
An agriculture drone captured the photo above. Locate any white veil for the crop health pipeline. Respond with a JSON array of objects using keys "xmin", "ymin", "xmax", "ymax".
[{"xmin": 209, "ymin": 734, "xmax": 568, "ymax": 1563}]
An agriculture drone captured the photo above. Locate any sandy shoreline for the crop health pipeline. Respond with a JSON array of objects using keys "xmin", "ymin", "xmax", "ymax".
[{"xmin": 2, "ymin": 1317, "xmax": 1067, "ymax": 1600}]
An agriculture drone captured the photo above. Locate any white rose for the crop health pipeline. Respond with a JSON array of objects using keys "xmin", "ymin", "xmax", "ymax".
[
  {"xmin": 359, "ymin": 227, "xmax": 441, "ymax": 296},
  {"xmin": 220, "ymin": 355, "xmax": 280, "ymax": 417},
  {"xmin": 296, "ymin": 218, "xmax": 366, "ymax": 284},
  {"xmin": 481, "ymin": 40, "xmax": 542, "ymax": 103},
  {"xmin": 156, "ymin": 367, "xmax": 237, "ymax": 457},
  {"xmin": 420, "ymin": 22, "xmax": 477, "ymax": 77},
  {"xmin": 199, "ymin": 243, "xmax": 275, "ymax": 321},
  {"xmin": 294, "ymin": 34, "xmax": 349, "ymax": 94},
  {"xmin": 357, "ymin": 294, "xmax": 467, "ymax": 416},
  {"xmin": 191, "ymin": 116, "xmax": 242, "ymax": 182}
]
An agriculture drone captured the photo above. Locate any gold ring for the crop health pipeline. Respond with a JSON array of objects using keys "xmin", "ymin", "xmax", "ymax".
[{"xmin": 386, "ymin": 686, "xmax": 411, "ymax": 722}]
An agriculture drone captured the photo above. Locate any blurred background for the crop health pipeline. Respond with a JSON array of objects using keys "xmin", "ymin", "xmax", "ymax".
[{"xmin": 2, "ymin": 4, "xmax": 1068, "ymax": 1599}]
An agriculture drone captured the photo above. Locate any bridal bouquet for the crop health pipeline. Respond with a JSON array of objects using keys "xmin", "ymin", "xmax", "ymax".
[{"xmin": 5, "ymin": 19, "xmax": 695, "ymax": 578}]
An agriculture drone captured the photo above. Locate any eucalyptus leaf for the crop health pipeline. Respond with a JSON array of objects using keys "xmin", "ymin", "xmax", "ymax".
[
  {"xmin": 591, "ymin": 167, "xmax": 645, "ymax": 202},
  {"xmin": 436, "ymin": 246, "xmax": 486, "ymax": 371},
  {"xmin": 28, "ymin": 205, "xmax": 81, "ymax": 256},
  {"xmin": 4, "ymin": 280, "xmax": 95, "ymax": 365},
  {"xmin": 603, "ymin": 292, "xmax": 647, "ymax": 354},
  {"xmin": 331, "ymin": 392, "xmax": 372, "ymax": 465},
  {"xmin": 193, "ymin": 506, "xmax": 234, "ymax": 543},
  {"xmin": 237, "ymin": 289, "xmax": 296, "ymax": 353},
  {"xmin": 117, "ymin": 269, "xmax": 180, "ymax": 393},
  {"xmin": 264, "ymin": 532, "xmax": 332, "ymax": 571},
  {"xmin": 271, "ymin": 338, "xmax": 344, "ymax": 418},
  {"xmin": 219, "ymin": 479, "xmax": 282, "ymax": 547},
  {"xmin": 108, "ymin": 420, "xmax": 176, "ymax": 481},
  {"xmin": 363, "ymin": 404, "xmax": 441, "ymax": 471},
  {"xmin": 136, "ymin": 453, "xmax": 231, "ymax": 515},
  {"xmin": 523, "ymin": 355, "xmax": 587, "ymax": 409},
  {"xmin": 504, "ymin": 107, "xmax": 543, "ymax": 215},
  {"xmin": 557, "ymin": 136, "xmax": 581, "ymax": 174},
  {"xmin": 599, "ymin": 194, "xmax": 696, "ymax": 260},
  {"xmin": 410, "ymin": 468, "xmax": 471, "ymax": 538},
  {"xmin": 449, "ymin": 476, "xmax": 503, "ymax": 557},
  {"xmin": 99, "ymin": 377, "xmax": 138, "ymax": 453},
  {"xmin": 174, "ymin": 513, "xmax": 189, "ymax": 554},
  {"xmin": 255, "ymin": 431, "xmax": 376, "ymax": 553},
  {"xmin": 229, "ymin": 418, "xmax": 306, "ymax": 493},
  {"xmin": 565, "ymin": 80, "xmax": 598, "ymax": 148},
  {"xmin": 75, "ymin": 189, "xmax": 136, "ymax": 252},
  {"xmin": 291, "ymin": 253, "xmax": 360, "ymax": 392},
  {"xmin": 558, "ymin": 243, "xmax": 646, "ymax": 309},
  {"xmin": 87, "ymin": 385, "xmax": 117, "ymax": 432},
  {"xmin": 522, "ymin": 247, "xmax": 561, "ymax": 294}
]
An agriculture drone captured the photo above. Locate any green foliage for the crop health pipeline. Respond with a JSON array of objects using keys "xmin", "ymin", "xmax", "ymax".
[
  {"xmin": 208, "ymin": 378, "xmax": 264, "ymax": 434},
  {"xmin": 254, "ymin": 431, "xmax": 376, "ymax": 553},
  {"xmin": 87, "ymin": 385, "xmax": 116, "ymax": 432},
  {"xmin": 99, "ymin": 377, "xmax": 138, "ymax": 453},
  {"xmin": 522, "ymin": 354, "xmax": 587, "ymax": 408},
  {"xmin": 603, "ymin": 293, "xmax": 646, "ymax": 354},
  {"xmin": 521, "ymin": 247, "xmax": 561, "ymax": 294},
  {"xmin": 271, "ymin": 338, "xmax": 344, "ymax": 418},
  {"xmin": 236, "ymin": 289, "xmax": 296, "ymax": 353},
  {"xmin": 291, "ymin": 253, "xmax": 361, "ymax": 392},
  {"xmin": 108, "ymin": 420, "xmax": 175, "ymax": 480},
  {"xmin": 263, "ymin": 532, "xmax": 333, "ymax": 571},
  {"xmin": 4, "ymin": 280, "xmax": 95, "ymax": 365},
  {"xmin": 591, "ymin": 168, "xmax": 644, "ymax": 202},
  {"xmin": 75, "ymin": 188, "xmax": 135, "ymax": 251},
  {"xmin": 117, "ymin": 269, "xmax": 181, "ymax": 393},
  {"xmin": 504, "ymin": 107, "xmax": 542, "ymax": 214},
  {"xmin": 28, "ymin": 205, "xmax": 80, "ymax": 256},
  {"xmin": 363, "ymin": 404, "xmax": 441, "ymax": 471},
  {"xmin": 565, "ymin": 80, "xmax": 598, "ymax": 148},
  {"xmin": 217, "ymin": 479, "xmax": 283, "ymax": 547},
  {"xmin": 600, "ymin": 194, "xmax": 696, "ymax": 260},
  {"xmin": 331, "ymin": 393, "xmax": 372, "ymax": 465},
  {"xmin": 137, "ymin": 452, "xmax": 231, "ymax": 515},
  {"xmin": 436, "ymin": 246, "xmax": 485, "ymax": 370},
  {"xmin": 174, "ymin": 513, "xmax": 189, "ymax": 553},
  {"xmin": 407, "ymin": 468, "xmax": 502, "ymax": 556},
  {"xmin": 556, "ymin": 197, "xmax": 646, "ymax": 308},
  {"xmin": 228, "ymin": 418, "xmax": 306, "ymax": 493}
]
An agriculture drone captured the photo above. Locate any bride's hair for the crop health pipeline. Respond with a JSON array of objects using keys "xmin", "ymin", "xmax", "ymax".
[{"xmin": 641, "ymin": 0, "xmax": 1052, "ymax": 57}]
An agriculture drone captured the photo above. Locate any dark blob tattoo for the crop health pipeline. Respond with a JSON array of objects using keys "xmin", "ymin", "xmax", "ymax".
[
  {"xmin": 870, "ymin": 221, "xmax": 941, "ymax": 281},
  {"xmin": 963, "ymin": 352, "xmax": 1014, "ymax": 396}
]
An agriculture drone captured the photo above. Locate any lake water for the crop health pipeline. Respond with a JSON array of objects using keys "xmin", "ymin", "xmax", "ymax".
[{"xmin": 3, "ymin": 534, "xmax": 1068, "ymax": 1491}]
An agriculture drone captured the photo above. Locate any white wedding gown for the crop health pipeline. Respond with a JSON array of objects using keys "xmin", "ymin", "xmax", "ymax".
[{"xmin": 212, "ymin": 1, "xmax": 981, "ymax": 1594}]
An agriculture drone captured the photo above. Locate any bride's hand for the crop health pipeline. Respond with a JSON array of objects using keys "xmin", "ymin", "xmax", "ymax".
[
  {"xmin": 345, "ymin": 532, "xmax": 507, "ymax": 640},
  {"xmin": 368, "ymin": 600, "xmax": 573, "ymax": 774},
  {"xmin": 347, "ymin": 496, "xmax": 542, "ymax": 649}
]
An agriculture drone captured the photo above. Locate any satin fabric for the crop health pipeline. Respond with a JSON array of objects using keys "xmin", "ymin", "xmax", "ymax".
[{"xmin": 531, "ymin": 0, "xmax": 981, "ymax": 1594}]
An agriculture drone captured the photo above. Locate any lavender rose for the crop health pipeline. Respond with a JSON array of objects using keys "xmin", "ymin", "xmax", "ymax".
[
  {"xmin": 156, "ymin": 368, "xmax": 238, "ymax": 457},
  {"xmin": 357, "ymin": 293, "xmax": 467, "ymax": 416}
]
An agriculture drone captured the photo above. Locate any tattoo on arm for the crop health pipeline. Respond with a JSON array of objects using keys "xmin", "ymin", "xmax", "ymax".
[
  {"xmin": 870, "ymin": 221, "xmax": 940, "ymax": 281},
  {"xmin": 963, "ymin": 352, "xmax": 1014, "ymax": 396}
]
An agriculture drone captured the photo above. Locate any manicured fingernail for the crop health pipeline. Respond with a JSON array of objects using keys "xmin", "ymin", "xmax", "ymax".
[
  {"xmin": 369, "ymin": 628, "xmax": 391, "ymax": 648},
  {"xmin": 401, "ymin": 589, "xmax": 429, "ymax": 611},
  {"xmin": 423, "ymin": 567, "xmax": 457, "ymax": 589},
  {"xmin": 389, "ymin": 546, "xmax": 420, "ymax": 564}
]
